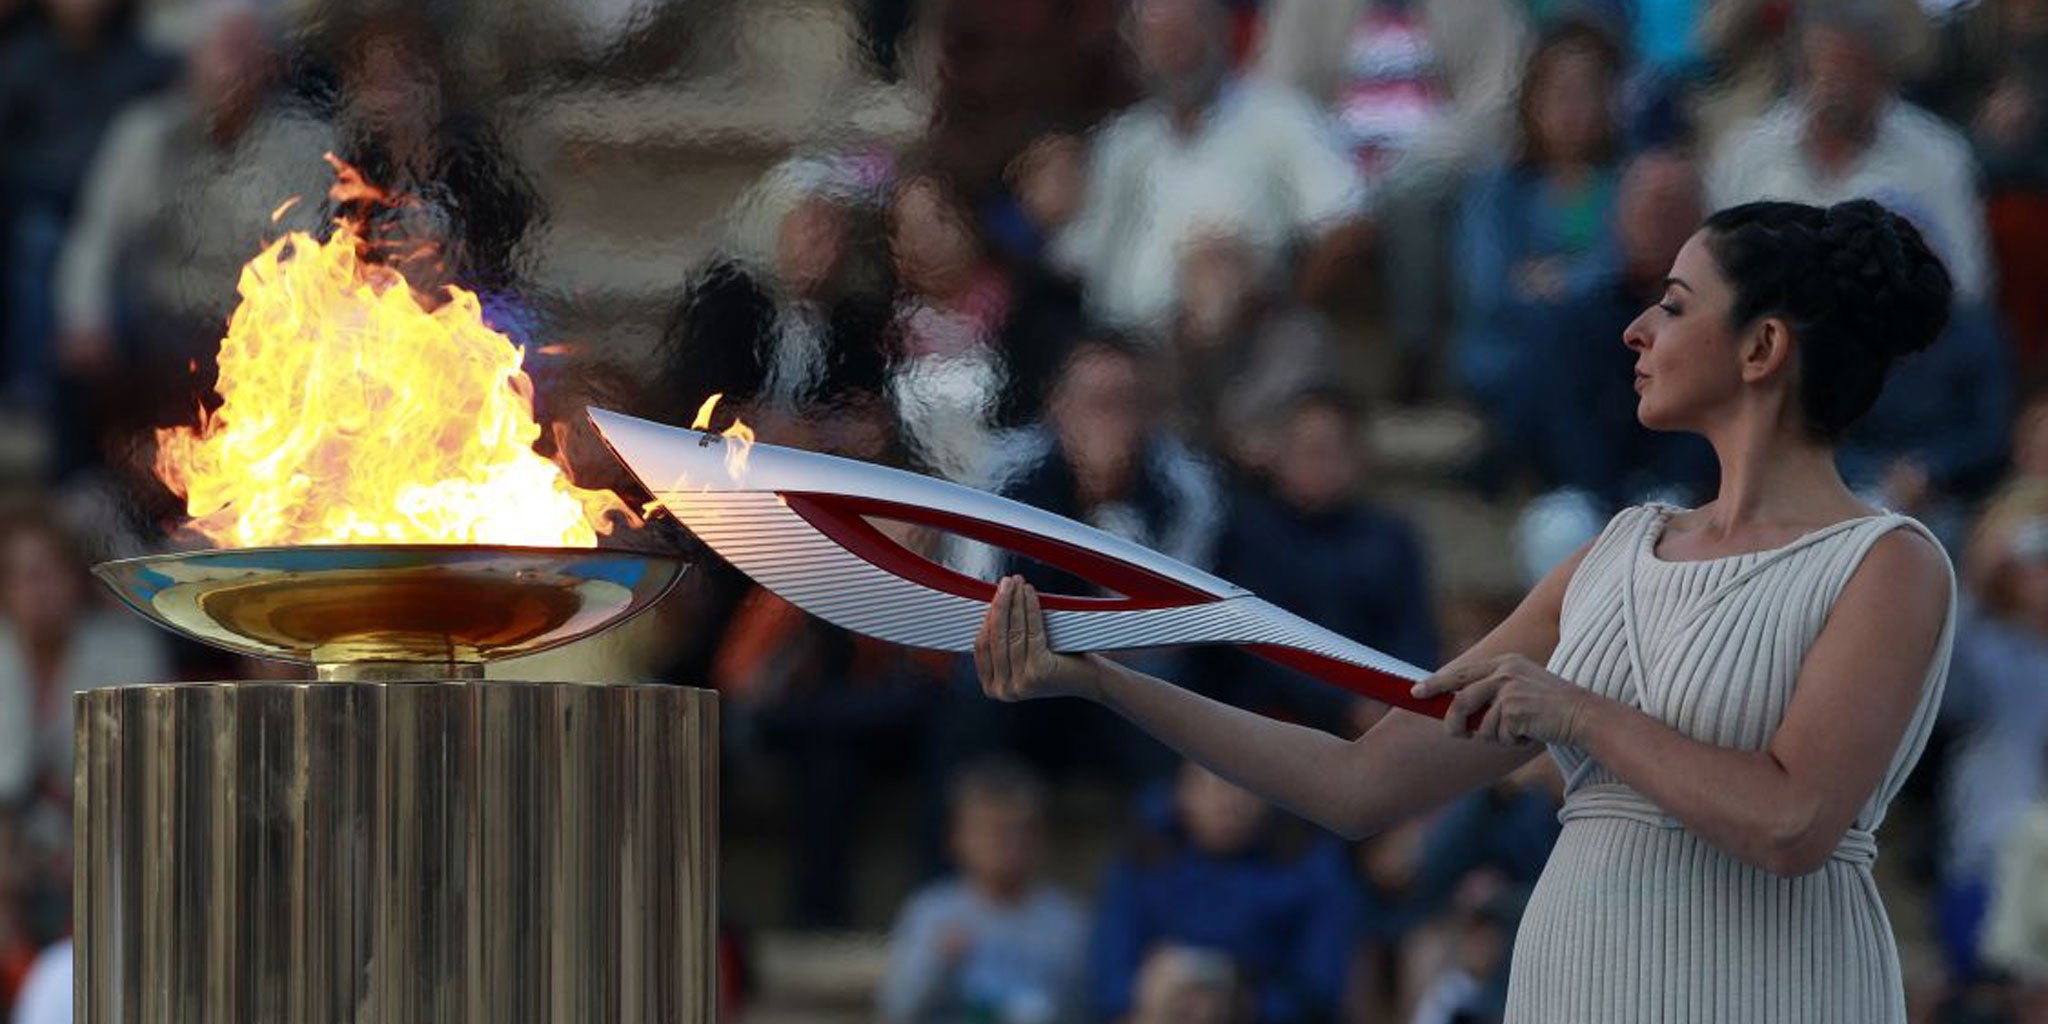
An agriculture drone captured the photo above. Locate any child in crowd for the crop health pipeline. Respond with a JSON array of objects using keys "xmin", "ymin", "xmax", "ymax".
[{"xmin": 879, "ymin": 759, "xmax": 1088, "ymax": 1024}]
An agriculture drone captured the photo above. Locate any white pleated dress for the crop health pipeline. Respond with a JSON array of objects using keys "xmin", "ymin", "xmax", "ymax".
[{"xmin": 1504, "ymin": 504, "xmax": 1955, "ymax": 1023}]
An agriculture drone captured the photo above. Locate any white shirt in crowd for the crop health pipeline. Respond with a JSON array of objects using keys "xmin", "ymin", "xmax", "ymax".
[
  {"xmin": 1053, "ymin": 80, "xmax": 1367, "ymax": 331},
  {"xmin": 1706, "ymin": 98, "xmax": 1992, "ymax": 304},
  {"xmin": 12, "ymin": 941, "xmax": 71, "ymax": 1024}
]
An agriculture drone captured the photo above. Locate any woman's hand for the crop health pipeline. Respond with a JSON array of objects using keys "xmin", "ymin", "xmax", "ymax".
[
  {"xmin": 1410, "ymin": 653, "xmax": 1599, "ymax": 747},
  {"xmin": 974, "ymin": 576, "xmax": 1104, "ymax": 703}
]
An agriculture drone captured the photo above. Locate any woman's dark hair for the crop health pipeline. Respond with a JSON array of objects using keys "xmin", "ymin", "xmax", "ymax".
[{"xmin": 1702, "ymin": 199, "xmax": 1954, "ymax": 442}]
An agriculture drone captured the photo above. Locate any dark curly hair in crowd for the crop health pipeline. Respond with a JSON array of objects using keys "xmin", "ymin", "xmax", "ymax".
[{"xmin": 1701, "ymin": 199, "xmax": 1954, "ymax": 442}]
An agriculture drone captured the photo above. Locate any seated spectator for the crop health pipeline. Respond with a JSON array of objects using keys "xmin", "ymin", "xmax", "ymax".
[
  {"xmin": 912, "ymin": 0, "xmax": 1133, "ymax": 209},
  {"xmin": 1450, "ymin": 17, "xmax": 1629, "ymax": 497},
  {"xmin": 54, "ymin": 3, "xmax": 334, "ymax": 480},
  {"xmin": 1091, "ymin": 761, "xmax": 1358, "ymax": 1024},
  {"xmin": 1187, "ymin": 388, "xmax": 1436, "ymax": 736},
  {"xmin": 1129, "ymin": 945, "xmax": 1248, "ymax": 1024},
  {"xmin": 0, "ymin": 506, "xmax": 168, "ymax": 815},
  {"xmin": 983, "ymin": 137, "xmax": 1092, "ymax": 430},
  {"xmin": 887, "ymin": 166, "xmax": 1090, "ymax": 479},
  {"xmin": 1505, "ymin": 149, "xmax": 1721, "ymax": 579},
  {"xmin": 983, "ymin": 133, "xmax": 1087, "ymax": 274},
  {"xmin": 879, "ymin": 759, "xmax": 1088, "ymax": 1024},
  {"xmin": 1166, "ymin": 233, "xmax": 1339, "ymax": 471},
  {"xmin": 964, "ymin": 335, "xmax": 1221, "ymax": 586},
  {"xmin": 0, "ymin": 0, "xmax": 173, "ymax": 428},
  {"xmin": 1924, "ymin": 0, "xmax": 2048, "ymax": 383},
  {"xmin": 1257, "ymin": 0, "xmax": 1531, "ymax": 399},
  {"xmin": 928, "ymin": 338, "xmax": 1211, "ymax": 810},
  {"xmin": 1706, "ymin": 4, "xmax": 2011, "ymax": 507},
  {"xmin": 1693, "ymin": 0, "xmax": 1934, "ymax": 152},
  {"xmin": 1934, "ymin": 481, "xmax": 2048, "ymax": 984},
  {"xmin": 1979, "ymin": 802, "xmax": 2048, "ymax": 1020},
  {"xmin": 658, "ymin": 157, "xmax": 893, "ymax": 425},
  {"xmin": 1052, "ymin": 0, "xmax": 1367, "ymax": 333},
  {"xmin": 1405, "ymin": 883, "xmax": 1525, "ymax": 1024}
]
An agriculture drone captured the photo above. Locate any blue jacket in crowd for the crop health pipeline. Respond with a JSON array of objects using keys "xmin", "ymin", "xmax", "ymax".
[{"xmin": 1090, "ymin": 785, "xmax": 1360, "ymax": 1024}]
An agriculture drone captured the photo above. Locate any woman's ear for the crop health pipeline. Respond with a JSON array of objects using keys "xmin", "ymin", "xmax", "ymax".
[{"xmin": 1739, "ymin": 317, "xmax": 1795, "ymax": 384}]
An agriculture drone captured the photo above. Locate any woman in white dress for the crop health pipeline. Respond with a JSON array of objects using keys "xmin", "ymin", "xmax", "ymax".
[{"xmin": 973, "ymin": 198, "xmax": 1959, "ymax": 1023}]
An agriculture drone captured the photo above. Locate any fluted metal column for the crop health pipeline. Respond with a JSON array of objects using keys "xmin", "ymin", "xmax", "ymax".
[{"xmin": 73, "ymin": 680, "xmax": 717, "ymax": 1024}]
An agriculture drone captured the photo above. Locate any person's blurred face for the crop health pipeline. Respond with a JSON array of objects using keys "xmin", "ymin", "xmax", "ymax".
[
  {"xmin": 1133, "ymin": 0, "xmax": 1226, "ymax": 103},
  {"xmin": 1175, "ymin": 762, "xmax": 1268, "ymax": 855},
  {"xmin": 1014, "ymin": 134, "xmax": 1086, "ymax": 232},
  {"xmin": 775, "ymin": 197, "xmax": 849, "ymax": 299},
  {"xmin": 343, "ymin": 36, "xmax": 443, "ymax": 144},
  {"xmin": 951, "ymin": 795, "xmax": 1042, "ymax": 896},
  {"xmin": 1530, "ymin": 44, "xmax": 1612, "ymax": 167},
  {"xmin": 1801, "ymin": 25, "xmax": 1891, "ymax": 141},
  {"xmin": 1622, "ymin": 231, "xmax": 1753, "ymax": 433},
  {"xmin": 1456, "ymin": 918, "xmax": 1509, "ymax": 978},
  {"xmin": 1176, "ymin": 236, "xmax": 1257, "ymax": 347},
  {"xmin": 2011, "ymin": 555, "xmax": 2048, "ymax": 632},
  {"xmin": 1155, "ymin": 982, "xmax": 1234, "ymax": 1024},
  {"xmin": 2, "ymin": 528, "xmax": 84, "ymax": 643},
  {"xmin": 190, "ymin": 11, "xmax": 277, "ymax": 122},
  {"xmin": 2013, "ymin": 0, "xmax": 2048, "ymax": 36},
  {"xmin": 890, "ymin": 178, "xmax": 981, "ymax": 299},
  {"xmin": 1049, "ymin": 347, "xmax": 1148, "ymax": 486},
  {"xmin": 1273, "ymin": 406, "xmax": 1358, "ymax": 514},
  {"xmin": 1616, "ymin": 153, "xmax": 1703, "ymax": 282},
  {"xmin": 1133, "ymin": 950, "xmax": 1239, "ymax": 1024}
]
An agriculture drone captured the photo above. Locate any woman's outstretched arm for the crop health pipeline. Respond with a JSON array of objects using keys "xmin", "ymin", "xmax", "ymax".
[{"xmin": 973, "ymin": 541, "xmax": 1591, "ymax": 839}]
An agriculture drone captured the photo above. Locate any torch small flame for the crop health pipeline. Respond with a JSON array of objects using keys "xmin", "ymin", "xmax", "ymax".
[
  {"xmin": 153, "ymin": 156, "xmax": 632, "ymax": 548},
  {"xmin": 689, "ymin": 393, "xmax": 756, "ymax": 479}
]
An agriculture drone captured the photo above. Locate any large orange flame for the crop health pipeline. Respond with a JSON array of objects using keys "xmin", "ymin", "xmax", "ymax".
[{"xmin": 154, "ymin": 158, "xmax": 631, "ymax": 548}]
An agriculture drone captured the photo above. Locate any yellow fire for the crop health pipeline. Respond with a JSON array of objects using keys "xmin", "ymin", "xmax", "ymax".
[
  {"xmin": 154, "ymin": 164, "xmax": 631, "ymax": 548},
  {"xmin": 689, "ymin": 393, "xmax": 757, "ymax": 479}
]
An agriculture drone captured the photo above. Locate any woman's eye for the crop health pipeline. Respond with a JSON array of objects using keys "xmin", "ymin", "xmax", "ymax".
[{"xmin": 1658, "ymin": 301, "xmax": 1682, "ymax": 316}]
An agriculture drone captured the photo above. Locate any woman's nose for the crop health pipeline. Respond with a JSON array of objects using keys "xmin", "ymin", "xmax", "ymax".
[{"xmin": 1622, "ymin": 312, "xmax": 1651, "ymax": 352}]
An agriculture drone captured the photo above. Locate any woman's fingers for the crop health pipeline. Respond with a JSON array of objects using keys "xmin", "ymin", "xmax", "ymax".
[
  {"xmin": 1022, "ymin": 580, "xmax": 1046, "ymax": 658},
  {"xmin": 1006, "ymin": 575, "xmax": 1031, "ymax": 677},
  {"xmin": 1445, "ymin": 675, "xmax": 1505, "ymax": 738},
  {"xmin": 973, "ymin": 612, "xmax": 994, "ymax": 694},
  {"xmin": 1475, "ymin": 698, "xmax": 1510, "ymax": 745},
  {"xmin": 1412, "ymin": 656, "xmax": 1496, "ymax": 699},
  {"xmin": 989, "ymin": 577, "xmax": 1015, "ymax": 693}
]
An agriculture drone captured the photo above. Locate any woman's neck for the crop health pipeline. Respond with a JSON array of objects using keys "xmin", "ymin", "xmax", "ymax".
[{"xmin": 1697, "ymin": 413, "xmax": 1866, "ymax": 531}]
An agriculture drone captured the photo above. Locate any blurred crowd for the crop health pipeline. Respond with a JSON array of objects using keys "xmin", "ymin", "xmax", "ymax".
[{"xmin": 3, "ymin": 0, "xmax": 2048, "ymax": 1021}]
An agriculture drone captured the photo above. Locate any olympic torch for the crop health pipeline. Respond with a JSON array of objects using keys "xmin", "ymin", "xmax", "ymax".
[{"xmin": 589, "ymin": 408, "xmax": 1449, "ymax": 717}]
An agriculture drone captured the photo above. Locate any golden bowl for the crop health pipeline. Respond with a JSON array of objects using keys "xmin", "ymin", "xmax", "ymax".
[{"xmin": 94, "ymin": 545, "xmax": 687, "ymax": 679}]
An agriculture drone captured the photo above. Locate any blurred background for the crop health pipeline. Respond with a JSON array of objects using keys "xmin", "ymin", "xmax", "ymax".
[{"xmin": 3, "ymin": 0, "xmax": 2047, "ymax": 1020}]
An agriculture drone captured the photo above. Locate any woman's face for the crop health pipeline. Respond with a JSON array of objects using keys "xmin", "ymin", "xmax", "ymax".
[{"xmin": 1622, "ymin": 231, "xmax": 1752, "ymax": 432}]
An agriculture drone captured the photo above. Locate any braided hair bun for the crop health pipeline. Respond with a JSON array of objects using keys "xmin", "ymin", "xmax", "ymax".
[{"xmin": 1702, "ymin": 199, "xmax": 1954, "ymax": 441}]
